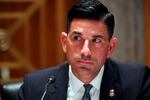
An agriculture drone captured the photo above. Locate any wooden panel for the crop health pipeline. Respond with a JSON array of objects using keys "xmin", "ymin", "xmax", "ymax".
[
  {"xmin": 54, "ymin": 0, "xmax": 66, "ymax": 64},
  {"xmin": 28, "ymin": 10, "xmax": 41, "ymax": 67},
  {"xmin": 0, "ymin": 2, "xmax": 32, "ymax": 12},
  {"xmin": 0, "ymin": 19, "xmax": 16, "ymax": 29},
  {"xmin": 0, "ymin": 0, "xmax": 78, "ymax": 83},
  {"xmin": 144, "ymin": 0, "xmax": 150, "ymax": 66}
]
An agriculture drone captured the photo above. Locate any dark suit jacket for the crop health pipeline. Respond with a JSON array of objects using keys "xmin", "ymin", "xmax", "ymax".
[{"xmin": 18, "ymin": 59, "xmax": 150, "ymax": 100}]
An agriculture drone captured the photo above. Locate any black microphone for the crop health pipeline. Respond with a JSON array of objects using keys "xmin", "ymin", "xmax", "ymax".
[{"xmin": 40, "ymin": 76, "xmax": 56, "ymax": 100}]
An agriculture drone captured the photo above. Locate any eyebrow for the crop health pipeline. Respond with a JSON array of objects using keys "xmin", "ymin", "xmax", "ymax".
[
  {"xmin": 71, "ymin": 31, "xmax": 105, "ymax": 39},
  {"xmin": 92, "ymin": 35, "xmax": 104, "ymax": 39},
  {"xmin": 72, "ymin": 31, "xmax": 82, "ymax": 35}
]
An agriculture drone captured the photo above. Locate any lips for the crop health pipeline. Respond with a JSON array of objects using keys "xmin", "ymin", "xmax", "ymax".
[{"xmin": 78, "ymin": 60, "xmax": 94, "ymax": 65}]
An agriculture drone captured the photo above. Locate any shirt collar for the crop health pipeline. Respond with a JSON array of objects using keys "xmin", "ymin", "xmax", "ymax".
[
  {"xmin": 69, "ymin": 65, "xmax": 83, "ymax": 94},
  {"xmin": 69, "ymin": 65, "xmax": 104, "ymax": 94},
  {"xmin": 90, "ymin": 65, "xmax": 104, "ymax": 90}
]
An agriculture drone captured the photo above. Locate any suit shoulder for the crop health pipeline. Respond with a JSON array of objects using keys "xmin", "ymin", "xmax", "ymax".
[
  {"xmin": 25, "ymin": 62, "xmax": 68, "ymax": 81},
  {"xmin": 110, "ymin": 59, "xmax": 148, "ymax": 72},
  {"xmin": 109, "ymin": 59, "xmax": 150, "ymax": 83}
]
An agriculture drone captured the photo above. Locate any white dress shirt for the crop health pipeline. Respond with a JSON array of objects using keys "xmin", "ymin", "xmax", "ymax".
[{"xmin": 67, "ymin": 65, "xmax": 104, "ymax": 100}]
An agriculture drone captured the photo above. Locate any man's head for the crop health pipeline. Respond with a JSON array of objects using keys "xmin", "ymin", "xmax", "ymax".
[
  {"xmin": 61, "ymin": 0, "xmax": 117, "ymax": 83},
  {"xmin": 66, "ymin": 0, "xmax": 115, "ymax": 39}
]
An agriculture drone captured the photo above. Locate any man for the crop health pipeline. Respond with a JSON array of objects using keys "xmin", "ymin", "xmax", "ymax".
[{"xmin": 18, "ymin": 0, "xmax": 150, "ymax": 100}]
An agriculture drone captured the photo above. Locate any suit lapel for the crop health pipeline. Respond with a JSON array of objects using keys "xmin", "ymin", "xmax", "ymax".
[
  {"xmin": 44, "ymin": 62, "xmax": 69, "ymax": 100},
  {"xmin": 100, "ymin": 59, "xmax": 122, "ymax": 100}
]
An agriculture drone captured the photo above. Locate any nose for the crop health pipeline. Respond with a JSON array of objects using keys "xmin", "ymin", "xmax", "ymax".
[{"xmin": 81, "ymin": 40, "xmax": 91, "ymax": 57}]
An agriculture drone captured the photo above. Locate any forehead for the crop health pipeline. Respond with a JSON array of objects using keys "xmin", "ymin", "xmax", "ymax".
[{"xmin": 69, "ymin": 19, "xmax": 109, "ymax": 37}]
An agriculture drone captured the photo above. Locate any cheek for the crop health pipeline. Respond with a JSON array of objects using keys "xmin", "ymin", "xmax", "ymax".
[
  {"xmin": 66, "ymin": 45, "xmax": 78, "ymax": 59},
  {"xmin": 92, "ymin": 47, "xmax": 109, "ymax": 60},
  {"xmin": 66, "ymin": 44, "xmax": 81, "ymax": 63},
  {"xmin": 66, "ymin": 42, "xmax": 82, "ymax": 53}
]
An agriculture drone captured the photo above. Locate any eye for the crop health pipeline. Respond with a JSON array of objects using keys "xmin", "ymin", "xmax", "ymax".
[
  {"xmin": 72, "ymin": 35, "xmax": 82, "ymax": 41},
  {"xmin": 92, "ymin": 38, "xmax": 102, "ymax": 43}
]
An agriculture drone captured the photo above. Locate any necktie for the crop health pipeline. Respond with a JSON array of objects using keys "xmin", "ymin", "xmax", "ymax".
[{"xmin": 82, "ymin": 84, "xmax": 93, "ymax": 100}]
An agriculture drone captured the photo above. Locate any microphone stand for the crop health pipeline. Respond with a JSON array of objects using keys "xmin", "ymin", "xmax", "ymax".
[{"xmin": 40, "ymin": 76, "xmax": 55, "ymax": 100}]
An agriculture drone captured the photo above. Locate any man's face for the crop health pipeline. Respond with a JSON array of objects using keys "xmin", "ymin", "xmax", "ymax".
[{"xmin": 61, "ymin": 19, "xmax": 117, "ymax": 78}]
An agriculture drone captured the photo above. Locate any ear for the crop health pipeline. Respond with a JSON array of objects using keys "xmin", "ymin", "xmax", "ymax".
[
  {"xmin": 61, "ymin": 32, "xmax": 67, "ymax": 53},
  {"xmin": 107, "ymin": 37, "xmax": 117, "ymax": 58}
]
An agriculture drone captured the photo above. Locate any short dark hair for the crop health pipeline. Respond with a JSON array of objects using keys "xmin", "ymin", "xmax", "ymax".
[{"xmin": 66, "ymin": 0, "xmax": 115, "ymax": 39}]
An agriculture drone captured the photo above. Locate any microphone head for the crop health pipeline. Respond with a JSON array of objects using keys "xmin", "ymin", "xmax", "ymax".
[{"xmin": 48, "ymin": 76, "xmax": 56, "ymax": 83}]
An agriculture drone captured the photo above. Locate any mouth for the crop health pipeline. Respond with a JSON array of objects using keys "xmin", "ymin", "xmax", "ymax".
[{"xmin": 77, "ymin": 60, "xmax": 94, "ymax": 65}]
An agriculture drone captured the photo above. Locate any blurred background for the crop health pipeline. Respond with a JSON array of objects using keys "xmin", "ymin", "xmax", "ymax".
[{"xmin": 0, "ymin": 0, "xmax": 149, "ymax": 84}]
